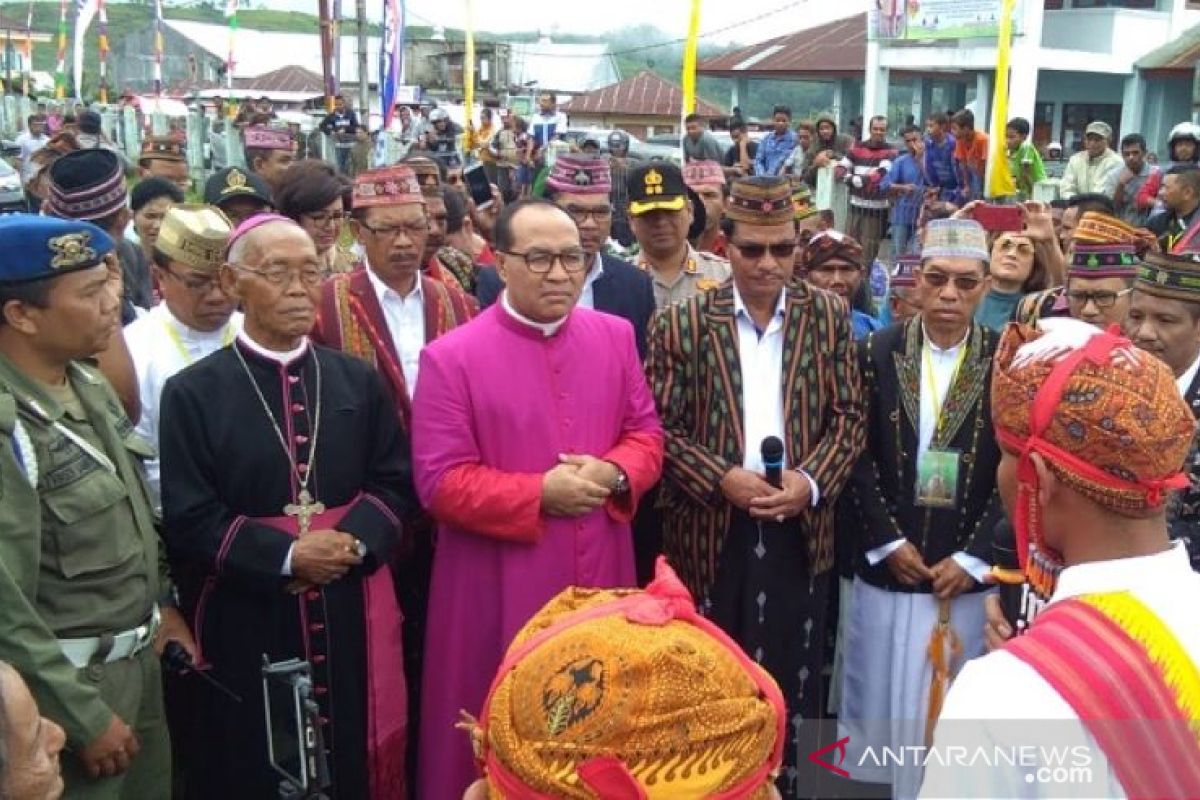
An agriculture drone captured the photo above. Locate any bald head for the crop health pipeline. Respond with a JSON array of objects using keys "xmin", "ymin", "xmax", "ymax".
[{"xmin": 227, "ymin": 219, "xmax": 313, "ymax": 266}]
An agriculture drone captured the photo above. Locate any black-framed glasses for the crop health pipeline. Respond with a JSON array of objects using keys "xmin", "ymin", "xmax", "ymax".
[
  {"xmin": 359, "ymin": 220, "xmax": 427, "ymax": 239},
  {"xmin": 302, "ymin": 210, "xmax": 347, "ymax": 229},
  {"xmin": 500, "ymin": 248, "xmax": 588, "ymax": 273},
  {"xmin": 732, "ymin": 241, "xmax": 795, "ymax": 261},
  {"xmin": 563, "ymin": 205, "xmax": 613, "ymax": 223},
  {"xmin": 920, "ymin": 271, "xmax": 984, "ymax": 292},
  {"xmin": 230, "ymin": 263, "xmax": 323, "ymax": 287},
  {"xmin": 1066, "ymin": 288, "xmax": 1131, "ymax": 309},
  {"xmin": 161, "ymin": 267, "xmax": 221, "ymax": 294}
]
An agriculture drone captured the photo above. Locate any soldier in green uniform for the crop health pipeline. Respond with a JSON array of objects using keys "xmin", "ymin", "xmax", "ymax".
[
  {"xmin": 627, "ymin": 161, "xmax": 731, "ymax": 309},
  {"xmin": 0, "ymin": 214, "xmax": 194, "ymax": 799}
]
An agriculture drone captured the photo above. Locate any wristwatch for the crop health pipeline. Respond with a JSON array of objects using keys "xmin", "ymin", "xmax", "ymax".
[{"xmin": 610, "ymin": 464, "xmax": 630, "ymax": 495}]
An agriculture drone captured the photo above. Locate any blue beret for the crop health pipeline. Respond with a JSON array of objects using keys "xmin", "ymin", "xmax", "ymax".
[{"xmin": 0, "ymin": 214, "xmax": 115, "ymax": 284}]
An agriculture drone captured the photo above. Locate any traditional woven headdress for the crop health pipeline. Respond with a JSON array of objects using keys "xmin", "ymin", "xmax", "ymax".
[
  {"xmin": 468, "ymin": 559, "xmax": 784, "ymax": 799},
  {"xmin": 991, "ymin": 319, "xmax": 1193, "ymax": 592},
  {"xmin": 803, "ymin": 229, "xmax": 863, "ymax": 270}
]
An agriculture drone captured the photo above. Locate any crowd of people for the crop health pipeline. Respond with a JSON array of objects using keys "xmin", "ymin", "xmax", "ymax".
[{"xmin": 0, "ymin": 89, "xmax": 1196, "ymax": 800}]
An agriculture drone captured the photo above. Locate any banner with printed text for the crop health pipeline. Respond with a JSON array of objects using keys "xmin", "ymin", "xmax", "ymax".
[{"xmin": 869, "ymin": 0, "xmax": 1023, "ymax": 41}]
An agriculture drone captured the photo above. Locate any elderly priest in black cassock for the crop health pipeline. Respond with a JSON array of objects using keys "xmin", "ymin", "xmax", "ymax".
[{"xmin": 159, "ymin": 214, "xmax": 415, "ymax": 799}]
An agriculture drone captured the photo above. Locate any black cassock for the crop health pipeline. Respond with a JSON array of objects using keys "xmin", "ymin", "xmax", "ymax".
[{"xmin": 160, "ymin": 340, "xmax": 416, "ymax": 799}]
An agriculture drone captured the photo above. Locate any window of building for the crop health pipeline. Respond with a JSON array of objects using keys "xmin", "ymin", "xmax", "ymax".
[{"xmin": 1061, "ymin": 103, "xmax": 1121, "ymax": 152}]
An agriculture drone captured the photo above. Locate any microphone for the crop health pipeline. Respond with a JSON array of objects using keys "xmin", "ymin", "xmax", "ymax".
[{"xmin": 761, "ymin": 436, "xmax": 784, "ymax": 489}]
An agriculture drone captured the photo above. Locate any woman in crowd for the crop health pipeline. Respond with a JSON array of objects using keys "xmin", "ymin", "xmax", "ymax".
[
  {"xmin": 130, "ymin": 177, "xmax": 185, "ymax": 270},
  {"xmin": 273, "ymin": 158, "xmax": 359, "ymax": 276},
  {"xmin": 974, "ymin": 228, "xmax": 1050, "ymax": 331}
]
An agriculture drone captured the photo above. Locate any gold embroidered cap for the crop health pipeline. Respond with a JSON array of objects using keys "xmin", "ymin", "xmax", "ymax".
[
  {"xmin": 154, "ymin": 204, "xmax": 233, "ymax": 273},
  {"xmin": 470, "ymin": 559, "xmax": 784, "ymax": 799}
]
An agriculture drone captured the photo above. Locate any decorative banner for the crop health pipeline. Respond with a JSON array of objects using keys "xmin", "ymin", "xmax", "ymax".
[
  {"xmin": 984, "ymin": 0, "xmax": 1017, "ymax": 199},
  {"xmin": 379, "ymin": 0, "xmax": 403, "ymax": 128},
  {"xmin": 54, "ymin": 0, "xmax": 66, "ymax": 99},
  {"xmin": 870, "ymin": 0, "xmax": 1023, "ymax": 41},
  {"xmin": 22, "ymin": 1, "xmax": 33, "ymax": 96},
  {"xmin": 224, "ymin": 0, "xmax": 237, "ymax": 88},
  {"xmin": 153, "ymin": 0, "xmax": 163, "ymax": 96},
  {"xmin": 331, "ymin": 0, "xmax": 340, "ymax": 95},
  {"xmin": 680, "ymin": 0, "xmax": 701, "ymax": 125},
  {"xmin": 97, "ymin": 0, "xmax": 108, "ymax": 103},
  {"xmin": 73, "ymin": 0, "xmax": 97, "ymax": 101},
  {"xmin": 463, "ymin": 0, "xmax": 474, "ymax": 125}
]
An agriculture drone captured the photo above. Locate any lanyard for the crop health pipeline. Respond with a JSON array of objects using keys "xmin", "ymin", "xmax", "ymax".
[
  {"xmin": 923, "ymin": 340, "xmax": 968, "ymax": 442},
  {"xmin": 18, "ymin": 395, "xmax": 116, "ymax": 476},
  {"xmin": 163, "ymin": 318, "xmax": 235, "ymax": 366}
]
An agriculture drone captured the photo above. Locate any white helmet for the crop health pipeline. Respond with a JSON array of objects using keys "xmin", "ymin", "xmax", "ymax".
[
  {"xmin": 1168, "ymin": 121, "xmax": 1199, "ymax": 145},
  {"xmin": 429, "ymin": 108, "xmax": 450, "ymax": 123}
]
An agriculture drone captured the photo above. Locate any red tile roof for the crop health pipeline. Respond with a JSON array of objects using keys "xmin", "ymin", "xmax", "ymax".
[
  {"xmin": 697, "ymin": 13, "xmax": 866, "ymax": 78},
  {"xmin": 562, "ymin": 70, "xmax": 726, "ymax": 118}
]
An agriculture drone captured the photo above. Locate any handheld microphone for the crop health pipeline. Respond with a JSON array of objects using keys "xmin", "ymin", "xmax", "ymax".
[{"xmin": 761, "ymin": 436, "xmax": 784, "ymax": 489}]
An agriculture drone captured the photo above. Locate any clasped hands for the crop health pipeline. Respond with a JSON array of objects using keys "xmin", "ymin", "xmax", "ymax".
[
  {"xmin": 885, "ymin": 541, "xmax": 975, "ymax": 599},
  {"xmin": 540, "ymin": 454, "xmax": 618, "ymax": 517},
  {"xmin": 288, "ymin": 530, "xmax": 363, "ymax": 592},
  {"xmin": 720, "ymin": 467, "xmax": 811, "ymax": 522}
]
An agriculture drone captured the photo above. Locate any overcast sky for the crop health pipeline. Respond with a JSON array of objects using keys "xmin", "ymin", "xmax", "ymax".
[{"xmin": 265, "ymin": 0, "xmax": 868, "ymax": 47}]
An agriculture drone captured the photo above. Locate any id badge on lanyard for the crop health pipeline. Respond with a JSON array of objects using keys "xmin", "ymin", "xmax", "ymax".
[{"xmin": 915, "ymin": 340, "xmax": 966, "ymax": 510}]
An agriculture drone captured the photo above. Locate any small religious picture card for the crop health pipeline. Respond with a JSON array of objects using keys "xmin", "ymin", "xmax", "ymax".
[{"xmin": 915, "ymin": 448, "xmax": 961, "ymax": 509}]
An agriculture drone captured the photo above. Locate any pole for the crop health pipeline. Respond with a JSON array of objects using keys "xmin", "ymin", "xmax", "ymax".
[
  {"xmin": 318, "ymin": 0, "xmax": 335, "ymax": 112},
  {"xmin": 356, "ymin": 0, "xmax": 367, "ymax": 124}
]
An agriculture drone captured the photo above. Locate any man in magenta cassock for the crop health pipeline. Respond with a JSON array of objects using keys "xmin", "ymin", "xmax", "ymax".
[{"xmin": 411, "ymin": 199, "xmax": 664, "ymax": 798}]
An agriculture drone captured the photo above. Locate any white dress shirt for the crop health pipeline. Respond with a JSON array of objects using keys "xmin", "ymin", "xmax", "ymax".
[
  {"xmin": 367, "ymin": 264, "xmax": 426, "ymax": 399},
  {"xmin": 733, "ymin": 287, "xmax": 819, "ymax": 503},
  {"xmin": 1177, "ymin": 350, "xmax": 1200, "ymax": 399},
  {"xmin": 578, "ymin": 254, "xmax": 606, "ymax": 310},
  {"xmin": 867, "ymin": 325, "xmax": 987, "ymax": 580},
  {"xmin": 124, "ymin": 303, "xmax": 242, "ymax": 510},
  {"xmin": 921, "ymin": 543, "xmax": 1200, "ymax": 799}
]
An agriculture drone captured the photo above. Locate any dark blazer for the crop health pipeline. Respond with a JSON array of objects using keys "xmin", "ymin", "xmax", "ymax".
[
  {"xmin": 476, "ymin": 254, "xmax": 656, "ymax": 358},
  {"xmin": 1168, "ymin": 369, "xmax": 1200, "ymax": 569},
  {"xmin": 646, "ymin": 280, "xmax": 866, "ymax": 600},
  {"xmin": 848, "ymin": 317, "xmax": 1003, "ymax": 594}
]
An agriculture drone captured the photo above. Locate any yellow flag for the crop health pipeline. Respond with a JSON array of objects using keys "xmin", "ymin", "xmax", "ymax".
[
  {"xmin": 464, "ymin": 0, "xmax": 475, "ymax": 127},
  {"xmin": 680, "ymin": 0, "xmax": 701, "ymax": 125},
  {"xmin": 985, "ymin": 0, "xmax": 1018, "ymax": 199}
]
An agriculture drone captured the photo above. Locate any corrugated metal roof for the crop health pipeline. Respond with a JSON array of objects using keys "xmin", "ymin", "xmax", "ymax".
[
  {"xmin": 237, "ymin": 65, "xmax": 325, "ymax": 94},
  {"xmin": 697, "ymin": 13, "xmax": 867, "ymax": 77},
  {"xmin": 1137, "ymin": 21, "xmax": 1200, "ymax": 72},
  {"xmin": 562, "ymin": 70, "xmax": 725, "ymax": 118}
]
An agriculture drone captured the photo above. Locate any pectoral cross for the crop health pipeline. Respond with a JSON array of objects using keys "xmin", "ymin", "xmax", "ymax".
[{"xmin": 284, "ymin": 489, "xmax": 326, "ymax": 536}]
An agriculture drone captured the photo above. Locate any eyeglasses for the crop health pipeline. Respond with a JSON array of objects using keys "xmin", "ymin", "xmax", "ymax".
[
  {"xmin": 162, "ymin": 268, "xmax": 221, "ymax": 294},
  {"xmin": 230, "ymin": 263, "xmax": 323, "ymax": 287},
  {"xmin": 500, "ymin": 248, "xmax": 588, "ymax": 273},
  {"xmin": 302, "ymin": 210, "xmax": 347, "ymax": 229},
  {"xmin": 995, "ymin": 238, "xmax": 1035, "ymax": 256},
  {"xmin": 359, "ymin": 220, "xmax": 427, "ymax": 239},
  {"xmin": 731, "ymin": 241, "xmax": 795, "ymax": 261},
  {"xmin": 563, "ymin": 205, "xmax": 613, "ymax": 223},
  {"xmin": 919, "ymin": 271, "xmax": 984, "ymax": 292},
  {"xmin": 1066, "ymin": 288, "xmax": 1131, "ymax": 309}
]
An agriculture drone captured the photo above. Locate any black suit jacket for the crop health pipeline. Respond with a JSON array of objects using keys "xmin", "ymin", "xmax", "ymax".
[
  {"xmin": 474, "ymin": 254, "xmax": 656, "ymax": 358},
  {"xmin": 848, "ymin": 318, "xmax": 1003, "ymax": 593}
]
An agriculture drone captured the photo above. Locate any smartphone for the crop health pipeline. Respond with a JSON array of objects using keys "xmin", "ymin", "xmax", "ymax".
[
  {"xmin": 972, "ymin": 203, "xmax": 1023, "ymax": 232},
  {"xmin": 463, "ymin": 164, "xmax": 493, "ymax": 210}
]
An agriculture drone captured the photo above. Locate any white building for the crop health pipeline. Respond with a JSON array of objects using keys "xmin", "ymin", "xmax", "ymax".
[{"xmin": 865, "ymin": 0, "xmax": 1200, "ymax": 154}]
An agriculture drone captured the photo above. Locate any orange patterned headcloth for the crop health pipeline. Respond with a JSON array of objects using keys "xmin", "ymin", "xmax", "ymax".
[
  {"xmin": 991, "ymin": 319, "xmax": 1194, "ymax": 569},
  {"xmin": 468, "ymin": 559, "xmax": 784, "ymax": 799}
]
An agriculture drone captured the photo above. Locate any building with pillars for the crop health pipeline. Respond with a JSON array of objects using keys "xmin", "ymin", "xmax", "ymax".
[{"xmin": 702, "ymin": 2, "xmax": 1199, "ymax": 157}]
